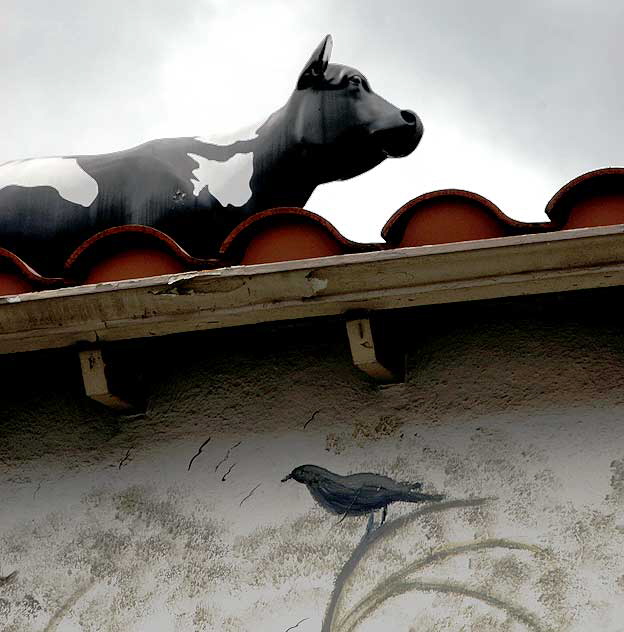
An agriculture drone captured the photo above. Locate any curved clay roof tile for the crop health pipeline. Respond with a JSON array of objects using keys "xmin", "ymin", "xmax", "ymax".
[
  {"xmin": 0, "ymin": 248, "xmax": 65, "ymax": 297},
  {"xmin": 545, "ymin": 168, "xmax": 624, "ymax": 230},
  {"xmin": 382, "ymin": 189, "xmax": 548, "ymax": 248},
  {"xmin": 65, "ymin": 225, "xmax": 220, "ymax": 284},
  {"xmin": 219, "ymin": 207, "xmax": 382, "ymax": 265}
]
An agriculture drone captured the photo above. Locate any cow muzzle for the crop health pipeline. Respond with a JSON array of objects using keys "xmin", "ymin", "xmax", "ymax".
[{"xmin": 370, "ymin": 109, "xmax": 424, "ymax": 158}]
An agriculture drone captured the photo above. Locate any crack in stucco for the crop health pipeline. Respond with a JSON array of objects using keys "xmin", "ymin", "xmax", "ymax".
[
  {"xmin": 188, "ymin": 437, "xmax": 211, "ymax": 471},
  {"xmin": 303, "ymin": 409, "xmax": 321, "ymax": 429},
  {"xmin": 221, "ymin": 463, "xmax": 236, "ymax": 482},
  {"xmin": 215, "ymin": 441, "xmax": 241, "ymax": 472},
  {"xmin": 284, "ymin": 617, "xmax": 310, "ymax": 632},
  {"xmin": 118, "ymin": 448, "xmax": 132, "ymax": 470},
  {"xmin": 239, "ymin": 483, "xmax": 261, "ymax": 507}
]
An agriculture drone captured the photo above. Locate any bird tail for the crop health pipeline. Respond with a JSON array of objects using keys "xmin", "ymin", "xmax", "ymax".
[{"xmin": 399, "ymin": 490, "xmax": 445, "ymax": 503}]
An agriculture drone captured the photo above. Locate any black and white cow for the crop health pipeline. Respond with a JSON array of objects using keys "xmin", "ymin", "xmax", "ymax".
[{"xmin": 0, "ymin": 35, "xmax": 423, "ymax": 275}]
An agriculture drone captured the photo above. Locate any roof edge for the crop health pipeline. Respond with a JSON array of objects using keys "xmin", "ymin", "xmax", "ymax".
[{"xmin": 2, "ymin": 224, "xmax": 624, "ymax": 355}]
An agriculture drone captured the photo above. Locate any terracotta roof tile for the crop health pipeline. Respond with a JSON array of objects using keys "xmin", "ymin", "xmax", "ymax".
[
  {"xmin": 0, "ymin": 248, "xmax": 64, "ymax": 297},
  {"xmin": 382, "ymin": 189, "xmax": 548, "ymax": 247},
  {"xmin": 64, "ymin": 225, "xmax": 220, "ymax": 284},
  {"xmin": 219, "ymin": 207, "xmax": 381, "ymax": 265},
  {"xmin": 546, "ymin": 168, "xmax": 624, "ymax": 230}
]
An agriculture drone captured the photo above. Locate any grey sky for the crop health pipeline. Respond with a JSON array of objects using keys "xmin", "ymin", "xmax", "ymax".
[{"xmin": 2, "ymin": 0, "xmax": 622, "ymax": 241}]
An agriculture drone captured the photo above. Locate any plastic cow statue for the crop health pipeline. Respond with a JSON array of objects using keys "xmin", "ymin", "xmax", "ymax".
[{"xmin": 0, "ymin": 35, "xmax": 423, "ymax": 275}]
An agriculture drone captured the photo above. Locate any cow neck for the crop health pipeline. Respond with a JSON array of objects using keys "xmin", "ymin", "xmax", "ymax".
[{"xmin": 240, "ymin": 108, "xmax": 316, "ymax": 212}]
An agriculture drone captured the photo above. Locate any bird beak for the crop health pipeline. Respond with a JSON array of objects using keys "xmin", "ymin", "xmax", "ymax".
[{"xmin": 281, "ymin": 474, "xmax": 292, "ymax": 482}]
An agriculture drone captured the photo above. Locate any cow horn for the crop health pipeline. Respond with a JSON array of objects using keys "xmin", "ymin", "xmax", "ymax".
[{"xmin": 297, "ymin": 34, "xmax": 333, "ymax": 88}]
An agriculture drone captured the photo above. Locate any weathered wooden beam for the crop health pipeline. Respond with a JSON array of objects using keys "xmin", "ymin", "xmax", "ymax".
[
  {"xmin": 78, "ymin": 348, "xmax": 133, "ymax": 411},
  {"xmin": 346, "ymin": 317, "xmax": 398, "ymax": 382},
  {"xmin": 2, "ymin": 225, "xmax": 624, "ymax": 354}
]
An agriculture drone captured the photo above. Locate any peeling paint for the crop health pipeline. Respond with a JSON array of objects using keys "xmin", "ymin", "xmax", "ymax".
[{"xmin": 308, "ymin": 277, "xmax": 328, "ymax": 293}]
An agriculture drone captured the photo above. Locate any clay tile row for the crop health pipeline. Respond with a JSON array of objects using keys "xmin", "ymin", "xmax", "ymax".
[{"xmin": 1, "ymin": 167, "xmax": 624, "ymax": 297}]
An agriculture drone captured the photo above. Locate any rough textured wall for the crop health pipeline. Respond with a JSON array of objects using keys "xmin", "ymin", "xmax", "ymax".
[{"xmin": 1, "ymin": 289, "xmax": 623, "ymax": 631}]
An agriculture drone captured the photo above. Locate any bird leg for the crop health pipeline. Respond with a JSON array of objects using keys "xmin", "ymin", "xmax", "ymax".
[
  {"xmin": 380, "ymin": 505, "xmax": 388, "ymax": 526},
  {"xmin": 365, "ymin": 512, "xmax": 375, "ymax": 536}
]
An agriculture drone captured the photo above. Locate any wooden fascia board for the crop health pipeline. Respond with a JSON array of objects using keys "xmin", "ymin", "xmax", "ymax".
[{"xmin": 2, "ymin": 225, "xmax": 624, "ymax": 355}]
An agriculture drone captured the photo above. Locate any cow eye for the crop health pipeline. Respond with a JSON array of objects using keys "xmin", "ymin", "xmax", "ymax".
[{"xmin": 349, "ymin": 76, "xmax": 362, "ymax": 87}]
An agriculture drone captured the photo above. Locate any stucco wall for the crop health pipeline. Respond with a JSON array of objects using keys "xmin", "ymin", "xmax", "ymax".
[{"xmin": 1, "ymin": 289, "xmax": 623, "ymax": 631}]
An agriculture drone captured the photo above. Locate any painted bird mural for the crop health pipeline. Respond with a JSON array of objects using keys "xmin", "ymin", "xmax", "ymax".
[{"xmin": 281, "ymin": 464, "xmax": 444, "ymax": 529}]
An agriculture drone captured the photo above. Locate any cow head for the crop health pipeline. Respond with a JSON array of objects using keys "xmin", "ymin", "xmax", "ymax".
[{"xmin": 287, "ymin": 35, "xmax": 423, "ymax": 183}]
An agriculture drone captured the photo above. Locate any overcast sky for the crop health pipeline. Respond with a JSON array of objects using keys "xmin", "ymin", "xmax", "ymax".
[{"xmin": 2, "ymin": 0, "xmax": 622, "ymax": 242}]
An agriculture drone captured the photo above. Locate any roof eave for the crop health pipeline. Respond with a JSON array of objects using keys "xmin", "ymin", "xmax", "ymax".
[{"xmin": 2, "ymin": 224, "xmax": 624, "ymax": 355}]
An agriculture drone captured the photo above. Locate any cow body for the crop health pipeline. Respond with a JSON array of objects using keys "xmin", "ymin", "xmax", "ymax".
[{"xmin": 0, "ymin": 36, "xmax": 423, "ymax": 276}]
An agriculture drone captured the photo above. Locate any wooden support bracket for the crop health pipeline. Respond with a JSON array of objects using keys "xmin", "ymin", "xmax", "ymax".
[
  {"xmin": 345, "ymin": 317, "xmax": 400, "ymax": 382},
  {"xmin": 78, "ymin": 348, "xmax": 134, "ymax": 411}
]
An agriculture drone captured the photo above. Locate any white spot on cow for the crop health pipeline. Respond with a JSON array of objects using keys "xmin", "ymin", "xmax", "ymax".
[
  {"xmin": 0, "ymin": 157, "xmax": 98, "ymax": 207},
  {"xmin": 187, "ymin": 152, "xmax": 254, "ymax": 207}
]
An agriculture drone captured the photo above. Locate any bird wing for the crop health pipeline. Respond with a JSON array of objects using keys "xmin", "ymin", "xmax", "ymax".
[
  {"xmin": 343, "ymin": 472, "xmax": 422, "ymax": 492},
  {"xmin": 313, "ymin": 478, "xmax": 388, "ymax": 514},
  {"xmin": 307, "ymin": 483, "xmax": 347, "ymax": 514}
]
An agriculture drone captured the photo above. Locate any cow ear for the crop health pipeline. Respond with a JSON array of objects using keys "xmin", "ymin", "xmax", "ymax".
[{"xmin": 297, "ymin": 34, "xmax": 333, "ymax": 89}]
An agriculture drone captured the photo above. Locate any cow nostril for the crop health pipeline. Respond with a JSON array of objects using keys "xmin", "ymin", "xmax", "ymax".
[{"xmin": 400, "ymin": 110, "xmax": 418, "ymax": 125}]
